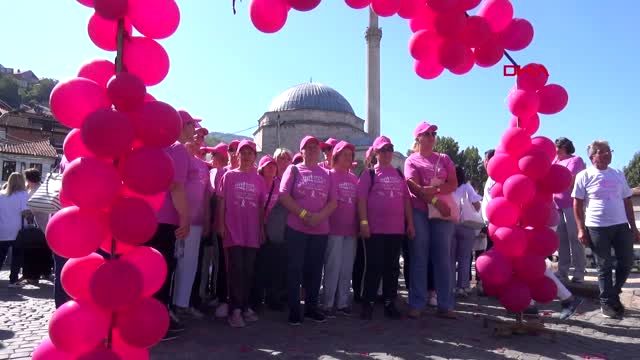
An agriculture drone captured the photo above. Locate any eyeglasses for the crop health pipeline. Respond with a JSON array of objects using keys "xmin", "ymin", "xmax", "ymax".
[
  {"xmin": 594, "ymin": 149, "xmax": 613, "ymax": 156},
  {"xmin": 423, "ymin": 131, "xmax": 437, "ymax": 137}
]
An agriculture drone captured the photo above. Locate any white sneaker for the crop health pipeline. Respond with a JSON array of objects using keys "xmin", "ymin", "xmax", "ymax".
[
  {"xmin": 428, "ymin": 294, "xmax": 438, "ymax": 307},
  {"xmin": 7, "ymin": 282, "xmax": 23, "ymax": 289},
  {"xmin": 188, "ymin": 307, "xmax": 205, "ymax": 319},
  {"xmin": 215, "ymin": 303, "xmax": 229, "ymax": 318},
  {"xmin": 228, "ymin": 309, "xmax": 246, "ymax": 328},
  {"xmin": 243, "ymin": 308, "xmax": 259, "ymax": 322},
  {"xmin": 169, "ymin": 309, "xmax": 181, "ymax": 323}
]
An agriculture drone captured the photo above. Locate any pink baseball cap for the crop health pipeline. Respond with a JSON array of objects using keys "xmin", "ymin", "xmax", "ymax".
[
  {"xmin": 413, "ymin": 121, "xmax": 438, "ymax": 138},
  {"xmin": 332, "ymin": 140, "xmax": 355, "ymax": 160},
  {"xmin": 237, "ymin": 140, "xmax": 257, "ymax": 154},
  {"xmin": 258, "ymin": 155, "xmax": 277, "ymax": 172},
  {"xmin": 321, "ymin": 138, "xmax": 339, "ymax": 151},
  {"xmin": 299, "ymin": 135, "xmax": 320, "ymax": 151},
  {"xmin": 228, "ymin": 140, "xmax": 240, "ymax": 152},
  {"xmin": 292, "ymin": 152, "xmax": 303, "ymax": 164},
  {"xmin": 365, "ymin": 146, "xmax": 374, "ymax": 160},
  {"xmin": 178, "ymin": 110, "xmax": 197, "ymax": 126},
  {"xmin": 372, "ymin": 136, "xmax": 393, "ymax": 150}
]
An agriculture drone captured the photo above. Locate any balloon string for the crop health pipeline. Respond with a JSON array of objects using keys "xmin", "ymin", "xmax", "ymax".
[
  {"xmin": 232, "ymin": 0, "xmax": 237, "ymax": 14},
  {"xmin": 503, "ymin": 51, "xmax": 519, "ymax": 67},
  {"xmin": 115, "ymin": 18, "xmax": 126, "ymax": 73}
]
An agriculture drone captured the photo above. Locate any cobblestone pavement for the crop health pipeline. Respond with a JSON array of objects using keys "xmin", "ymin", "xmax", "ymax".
[{"xmin": 1, "ymin": 270, "xmax": 639, "ymax": 360}]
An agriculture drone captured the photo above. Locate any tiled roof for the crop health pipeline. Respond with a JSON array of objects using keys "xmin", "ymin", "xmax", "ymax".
[{"xmin": 0, "ymin": 139, "xmax": 58, "ymax": 158}]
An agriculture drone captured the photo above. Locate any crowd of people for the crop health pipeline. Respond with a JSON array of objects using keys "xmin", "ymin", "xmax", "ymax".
[{"xmin": 1, "ymin": 113, "xmax": 639, "ymax": 340}]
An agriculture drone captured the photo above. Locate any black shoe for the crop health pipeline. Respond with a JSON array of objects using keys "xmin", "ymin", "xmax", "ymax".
[
  {"xmin": 384, "ymin": 302, "xmax": 402, "ymax": 320},
  {"xmin": 601, "ymin": 304, "xmax": 622, "ymax": 319},
  {"xmin": 288, "ymin": 312, "xmax": 302, "ymax": 326},
  {"xmin": 559, "ymin": 297, "xmax": 583, "ymax": 320},
  {"xmin": 169, "ymin": 319, "xmax": 185, "ymax": 333},
  {"xmin": 336, "ymin": 307, "xmax": 352, "ymax": 316},
  {"xmin": 360, "ymin": 302, "xmax": 374, "ymax": 320},
  {"xmin": 304, "ymin": 308, "xmax": 326, "ymax": 323},
  {"xmin": 612, "ymin": 300, "xmax": 626, "ymax": 317},
  {"xmin": 523, "ymin": 306, "xmax": 540, "ymax": 317}
]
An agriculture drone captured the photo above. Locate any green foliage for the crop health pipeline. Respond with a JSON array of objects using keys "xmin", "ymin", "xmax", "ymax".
[
  {"xmin": 0, "ymin": 74, "xmax": 21, "ymax": 108},
  {"xmin": 624, "ymin": 151, "xmax": 640, "ymax": 188},
  {"xmin": 0, "ymin": 74, "xmax": 58, "ymax": 108}
]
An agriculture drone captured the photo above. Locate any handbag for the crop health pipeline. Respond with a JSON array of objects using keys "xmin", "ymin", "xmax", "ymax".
[
  {"xmin": 16, "ymin": 215, "xmax": 47, "ymax": 249},
  {"xmin": 27, "ymin": 172, "xmax": 62, "ymax": 214},
  {"xmin": 427, "ymin": 154, "xmax": 459, "ymax": 222},
  {"xmin": 460, "ymin": 191, "xmax": 484, "ymax": 229},
  {"xmin": 265, "ymin": 165, "xmax": 299, "ymax": 244}
]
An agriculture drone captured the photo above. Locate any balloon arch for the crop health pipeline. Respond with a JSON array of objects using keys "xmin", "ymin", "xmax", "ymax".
[{"xmin": 34, "ymin": 0, "xmax": 570, "ymax": 358}]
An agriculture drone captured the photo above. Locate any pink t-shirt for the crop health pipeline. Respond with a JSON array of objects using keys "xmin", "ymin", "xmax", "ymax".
[
  {"xmin": 404, "ymin": 152, "xmax": 455, "ymax": 212},
  {"xmin": 329, "ymin": 169, "xmax": 358, "ymax": 237},
  {"xmin": 553, "ymin": 155, "xmax": 586, "ymax": 209},
  {"xmin": 186, "ymin": 157, "xmax": 210, "ymax": 225},
  {"xmin": 220, "ymin": 169, "xmax": 266, "ymax": 249},
  {"xmin": 210, "ymin": 167, "xmax": 226, "ymax": 196},
  {"xmin": 264, "ymin": 177, "xmax": 280, "ymax": 217},
  {"xmin": 357, "ymin": 165, "xmax": 409, "ymax": 235},
  {"xmin": 279, "ymin": 164, "xmax": 337, "ymax": 235},
  {"xmin": 156, "ymin": 142, "xmax": 190, "ymax": 225}
]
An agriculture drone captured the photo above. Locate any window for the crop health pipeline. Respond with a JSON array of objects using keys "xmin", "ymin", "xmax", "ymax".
[
  {"xmin": 2, "ymin": 161, "xmax": 16, "ymax": 181},
  {"xmin": 29, "ymin": 163, "xmax": 42, "ymax": 173}
]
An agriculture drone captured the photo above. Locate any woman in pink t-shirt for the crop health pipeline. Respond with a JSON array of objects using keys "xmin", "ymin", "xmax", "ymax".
[
  {"xmin": 274, "ymin": 148, "xmax": 293, "ymax": 179},
  {"xmin": 405, "ymin": 121, "xmax": 458, "ymax": 319},
  {"xmin": 553, "ymin": 137, "xmax": 587, "ymax": 282},
  {"xmin": 279, "ymin": 136, "xmax": 338, "ymax": 325},
  {"xmin": 217, "ymin": 140, "xmax": 266, "ymax": 328},
  {"xmin": 357, "ymin": 136, "xmax": 415, "ymax": 320}
]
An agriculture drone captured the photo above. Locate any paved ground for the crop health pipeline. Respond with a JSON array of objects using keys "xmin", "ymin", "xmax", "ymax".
[{"xmin": 1, "ymin": 270, "xmax": 639, "ymax": 360}]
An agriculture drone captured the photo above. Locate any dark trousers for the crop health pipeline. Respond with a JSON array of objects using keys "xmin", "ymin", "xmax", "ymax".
[
  {"xmin": 0, "ymin": 241, "xmax": 21, "ymax": 283},
  {"xmin": 250, "ymin": 241, "xmax": 287, "ymax": 308},
  {"xmin": 226, "ymin": 246, "xmax": 257, "ymax": 312},
  {"xmin": 362, "ymin": 234, "xmax": 403, "ymax": 303},
  {"xmin": 216, "ymin": 235, "xmax": 228, "ymax": 303},
  {"xmin": 53, "ymin": 254, "xmax": 70, "ymax": 308},
  {"xmin": 190, "ymin": 236, "xmax": 207, "ymax": 308},
  {"xmin": 145, "ymin": 223, "xmax": 177, "ymax": 307},
  {"xmin": 353, "ymin": 237, "xmax": 365, "ymax": 301},
  {"xmin": 402, "ymin": 237, "xmax": 411, "ymax": 290},
  {"xmin": 286, "ymin": 227, "xmax": 328, "ymax": 314},
  {"xmin": 23, "ymin": 247, "xmax": 53, "ymax": 280},
  {"xmin": 588, "ymin": 223, "xmax": 635, "ymax": 306}
]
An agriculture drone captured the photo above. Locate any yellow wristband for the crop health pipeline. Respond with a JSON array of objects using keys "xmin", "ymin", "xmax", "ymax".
[
  {"xmin": 299, "ymin": 209, "xmax": 308, "ymax": 219},
  {"xmin": 360, "ymin": 220, "xmax": 369, "ymax": 225},
  {"xmin": 431, "ymin": 197, "xmax": 438, "ymax": 205}
]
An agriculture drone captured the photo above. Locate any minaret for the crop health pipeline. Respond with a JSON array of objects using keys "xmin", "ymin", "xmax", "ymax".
[{"xmin": 365, "ymin": 7, "xmax": 382, "ymax": 138}]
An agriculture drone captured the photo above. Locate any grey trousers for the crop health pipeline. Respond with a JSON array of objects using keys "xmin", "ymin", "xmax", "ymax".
[
  {"xmin": 322, "ymin": 235, "xmax": 357, "ymax": 309},
  {"xmin": 556, "ymin": 208, "xmax": 586, "ymax": 279}
]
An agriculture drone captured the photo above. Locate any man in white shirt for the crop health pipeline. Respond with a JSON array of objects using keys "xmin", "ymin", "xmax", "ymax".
[{"xmin": 573, "ymin": 140, "xmax": 640, "ymax": 319}]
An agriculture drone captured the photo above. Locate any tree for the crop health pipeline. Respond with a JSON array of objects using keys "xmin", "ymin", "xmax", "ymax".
[
  {"xmin": 624, "ymin": 151, "xmax": 640, "ymax": 188},
  {"xmin": 460, "ymin": 146, "xmax": 487, "ymax": 193},
  {"xmin": 0, "ymin": 74, "xmax": 21, "ymax": 108},
  {"xmin": 434, "ymin": 136, "xmax": 462, "ymax": 164}
]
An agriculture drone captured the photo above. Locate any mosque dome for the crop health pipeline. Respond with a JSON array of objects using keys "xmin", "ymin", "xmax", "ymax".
[{"xmin": 268, "ymin": 83, "xmax": 355, "ymax": 115}]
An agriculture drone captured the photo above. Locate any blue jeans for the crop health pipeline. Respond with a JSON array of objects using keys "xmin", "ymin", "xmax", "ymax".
[
  {"xmin": 53, "ymin": 254, "xmax": 70, "ymax": 308},
  {"xmin": 588, "ymin": 223, "xmax": 634, "ymax": 306},
  {"xmin": 409, "ymin": 210, "xmax": 455, "ymax": 311},
  {"xmin": 451, "ymin": 224, "xmax": 476, "ymax": 289}
]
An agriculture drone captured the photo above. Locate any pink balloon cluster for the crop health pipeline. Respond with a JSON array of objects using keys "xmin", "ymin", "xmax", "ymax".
[
  {"xmin": 477, "ymin": 69, "xmax": 571, "ymax": 312},
  {"xmin": 34, "ymin": 1, "xmax": 182, "ymax": 358}
]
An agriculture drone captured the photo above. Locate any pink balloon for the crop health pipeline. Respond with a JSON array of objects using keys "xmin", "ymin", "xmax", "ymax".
[
  {"xmin": 508, "ymin": 114, "xmax": 539, "ymax": 137},
  {"xmin": 500, "ymin": 127, "xmax": 532, "ymax": 158},
  {"xmin": 516, "ymin": 63, "xmax": 549, "ymax": 92},
  {"xmin": 46, "ymin": 207, "xmax": 111, "ymax": 258},
  {"xmin": 121, "ymin": 186, "xmax": 165, "ymax": 211},
  {"xmin": 49, "ymin": 301, "xmax": 110, "ymax": 354},
  {"xmin": 493, "ymin": 226, "xmax": 528, "ymax": 257},
  {"xmin": 489, "ymin": 181, "xmax": 503, "ymax": 198},
  {"xmin": 438, "ymin": 39, "xmax": 466, "ymax": 70},
  {"xmin": 488, "ymin": 223, "xmax": 499, "ymax": 238},
  {"xmin": 107, "ymin": 73, "xmax": 147, "ymax": 112},
  {"xmin": 398, "ymin": 0, "xmax": 420, "ymax": 18},
  {"xmin": 99, "ymin": 238, "xmax": 137, "ymax": 256},
  {"xmin": 498, "ymin": 279, "xmax": 532, "ymax": 313},
  {"xmin": 128, "ymin": 0, "xmax": 180, "ymax": 39},
  {"xmin": 526, "ymin": 226, "xmax": 559, "ymax": 257},
  {"xmin": 77, "ymin": 0, "xmax": 94, "ymax": 7},
  {"xmin": 476, "ymin": 249, "xmax": 512, "ymax": 286},
  {"xmin": 456, "ymin": 0, "xmax": 481, "ymax": 10},
  {"xmin": 487, "ymin": 152, "xmax": 518, "ymax": 183},
  {"xmin": 483, "ymin": 281, "xmax": 504, "ymax": 298},
  {"xmin": 414, "ymin": 58, "xmax": 445, "ymax": 80},
  {"xmin": 76, "ymin": 348, "xmax": 121, "ymax": 360},
  {"xmin": 122, "ymin": 246, "xmax": 167, "ymax": 297},
  {"xmin": 532, "ymin": 188, "xmax": 554, "ymax": 204},
  {"xmin": 128, "ymin": 101, "xmax": 181, "ymax": 148},
  {"xmin": 538, "ymin": 164, "xmax": 573, "ymax": 194},
  {"xmin": 345, "ymin": 0, "xmax": 371, "ymax": 9},
  {"xmin": 460, "ymin": 15, "xmax": 491, "ymax": 48},
  {"xmin": 119, "ymin": 147, "xmax": 174, "ymax": 195},
  {"xmin": 537, "ymin": 84, "xmax": 569, "ymax": 114},
  {"xmin": 477, "ymin": 0, "xmax": 513, "ymax": 32},
  {"xmin": 81, "ymin": 109, "xmax": 135, "ymax": 158},
  {"xmin": 90, "ymin": 259, "xmax": 143, "ymax": 311},
  {"xmin": 62, "ymin": 157, "xmax": 121, "ymax": 210},
  {"xmin": 372, "ymin": 0, "xmax": 401, "ymax": 17},
  {"xmin": 78, "ymin": 60, "xmax": 116, "ymax": 88},
  {"xmin": 473, "ymin": 37, "xmax": 504, "ymax": 67},
  {"xmin": 520, "ymin": 199, "xmax": 553, "ymax": 228},
  {"xmin": 518, "ymin": 149, "xmax": 552, "ymax": 180},
  {"xmin": 116, "ymin": 297, "xmax": 170, "ymax": 348},
  {"xmin": 112, "ymin": 331, "xmax": 150, "ymax": 360},
  {"xmin": 487, "ymin": 197, "xmax": 520, "ymax": 227},
  {"xmin": 50, "ymin": 78, "xmax": 111, "ymax": 129},
  {"xmin": 508, "ymin": 89, "xmax": 540, "ymax": 119},
  {"xmin": 110, "ymin": 197, "xmax": 158, "ymax": 245},
  {"xmin": 529, "ymin": 276, "xmax": 557, "ymax": 303},
  {"xmin": 250, "ymin": 0, "xmax": 289, "ymax": 33},
  {"xmin": 63, "ymin": 129, "xmax": 95, "ymax": 162},
  {"xmin": 449, "ymin": 47, "xmax": 474, "ymax": 75},
  {"xmin": 88, "ymin": 13, "xmax": 133, "ymax": 52},
  {"xmin": 94, "ymin": 0, "xmax": 128, "ymax": 20},
  {"xmin": 531, "ymin": 136, "xmax": 556, "ymax": 161},
  {"xmin": 500, "ymin": 18, "xmax": 534, "ymax": 51},
  {"xmin": 503, "ymin": 174, "xmax": 536, "ymax": 205},
  {"xmin": 409, "ymin": 5, "xmax": 436, "ymax": 32},
  {"xmin": 513, "ymin": 255, "xmax": 546, "ymax": 282},
  {"xmin": 434, "ymin": 10, "xmax": 467, "ymax": 38},
  {"xmin": 409, "ymin": 30, "xmax": 442, "ymax": 61},
  {"xmin": 32, "ymin": 338, "xmax": 73, "ymax": 360},
  {"xmin": 547, "ymin": 207, "xmax": 560, "ymax": 227},
  {"xmin": 426, "ymin": 0, "xmax": 459, "ymax": 12},
  {"xmin": 123, "ymin": 36, "xmax": 169, "ymax": 86},
  {"xmin": 144, "ymin": 93, "xmax": 156, "ymax": 102},
  {"xmin": 287, "ymin": 0, "xmax": 321, "ymax": 11},
  {"xmin": 61, "ymin": 253, "xmax": 106, "ymax": 301}
]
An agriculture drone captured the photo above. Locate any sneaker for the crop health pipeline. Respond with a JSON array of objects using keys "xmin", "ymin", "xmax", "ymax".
[
  {"xmin": 228, "ymin": 309, "xmax": 246, "ymax": 328},
  {"xmin": 455, "ymin": 288, "xmax": 468, "ymax": 298},
  {"xmin": 243, "ymin": 308, "xmax": 259, "ymax": 322},
  {"xmin": 476, "ymin": 281, "xmax": 486, "ymax": 297},
  {"xmin": 407, "ymin": 308, "xmax": 422, "ymax": 319},
  {"xmin": 427, "ymin": 294, "xmax": 438, "ymax": 308},
  {"xmin": 207, "ymin": 298, "xmax": 220, "ymax": 307},
  {"xmin": 288, "ymin": 312, "xmax": 302, "ymax": 326},
  {"xmin": 324, "ymin": 308, "xmax": 337, "ymax": 319},
  {"xmin": 304, "ymin": 308, "xmax": 326, "ymax": 323},
  {"xmin": 612, "ymin": 300, "xmax": 626, "ymax": 317},
  {"xmin": 436, "ymin": 309, "xmax": 457, "ymax": 319},
  {"xmin": 559, "ymin": 297, "xmax": 583, "ymax": 320},
  {"xmin": 601, "ymin": 304, "xmax": 622, "ymax": 319},
  {"xmin": 175, "ymin": 306, "xmax": 205, "ymax": 319},
  {"xmin": 168, "ymin": 318, "xmax": 185, "ymax": 333},
  {"xmin": 336, "ymin": 307, "xmax": 352, "ymax": 316},
  {"xmin": 215, "ymin": 303, "xmax": 229, "ymax": 318},
  {"xmin": 7, "ymin": 282, "xmax": 23, "ymax": 289},
  {"xmin": 360, "ymin": 302, "xmax": 374, "ymax": 320},
  {"xmin": 384, "ymin": 302, "xmax": 402, "ymax": 319},
  {"xmin": 570, "ymin": 277, "xmax": 584, "ymax": 284},
  {"xmin": 523, "ymin": 306, "xmax": 540, "ymax": 317}
]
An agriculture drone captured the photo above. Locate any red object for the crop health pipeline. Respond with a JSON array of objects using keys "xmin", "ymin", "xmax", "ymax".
[
  {"xmin": 32, "ymin": 337, "xmax": 72, "ymax": 360},
  {"xmin": 107, "ymin": 72, "xmax": 147, "ymax": 112},
  {"xmin": 493, "ymin": 225, "xmax": 528, "ymax": 257},
  {"xmin": 476, "ymin": 249, "xmax": 513, "ymax": 286},
  {"xmin": 507, "ymin": 89, "xmax": 540, "ymax": 119},
  {"xmin": 110, "ymin": 197, "xmax": 158, "ymax": 246},
  {"xmin": 372, "ymin": 0, "xmax": 401, "ymax": 17},
  {"xmin": 503, "ymin": 174, "xmax": 536, "ymax": 205},
  {"xmin": 78, "ymin": 59, "xmax": 116, "ymax": 88},
  {"xmin": 500, "ymin": 18, "xmax": 534, "ymax": 51},
  {"xmin": 426, "ymin": 0, "xmax": 459, "ymax": 12},
  {"xmin": 116, "ymin": 297, "xmax": 170, "ymax": 348},
  {"xmin": 90, "ymin": 259, "xmax": 143, "ymax": 311},
  {"xmin": 438, "ymin": 39, "xmax": 466, "ymax": 70},
  {"xmin": 449, "ymin": 47, "xmax": 474, "ymax": 75},
  {"xmin": 128, "ymin": 101, "xmax": 182, "ymax": 148},
  {"xmin": 48, "ymin": 301, "xmax": 110, "ymax": 354},
  {"xmin": 112, "ymin": 331, "xmax": 150, "ymax": 360},
  {"xmin": 501, "ymin": 127, "xmax": 532, "ymax": 158},
  {"xmin": 531, "ymin": 136, "xmax": 557, "ymax": 161},
  {"xmin": 519, "ymin": 149, "xmax": 552, "ymax": 180},
  {"xmin": 121, "ymin": 186, "xmax": 165, "ymax": 211},
  {"xmin": 529, "ymin": 276, "xmax": 557, "ymax": 303},
  {"xmin": 460, "ymin": 15, "xmax": 491, "ymax": 48},
  {"xmin": 499, "ymin": 280, "xmax": 532, "ymax": 313},
  {"xmin": 61, "ymin": 253, "xmax": 106, "ymax": 301},
  {"xmin": 398, "ymin": 0, "xmax": 420, "ymax": 18},
  {"xmin": 473, "ymin": 37, "xmax": 504, "ymax": 67},
  {"xmin": 50, "ymin": 78, "xmax": 111, "ymax": 129},
  {"xmin": 414, "ymin": 58, "xmax": 444, "ymax": 80},
  {"xmin": 63, "ymin": 129, "xmax": 95, "ymax": 162},
  {"xmin": 62, "ymin": 157, "xmax": 121, "ymax": 210},
  {"xmin": 409, "ymin": 5, "xmax": 436, "ymax": 32},
  {"xmin": 517, "ymin": 63, "xmax": 549, "ymax": 92},
  {"xmin": 345, "ymin": 0, "xmax": 371, "ymax": 9},
  {"xmin": 509, "ymin": 114, "xmax": 539, "ymax": 137},
  {"xmin": 250, "ymin": 0, "xmax": 289, "ymax": 33},
  {"xmin": 81, "ymin": 109, "xmax": 135, "ymax": 158},
  {"xmin": 477, "ymin": 0, "xmax": 513, "ymax": 32},
  {"xmin": 287, "ymin": 0, "xmax": 321, "ymax": 11},
  {"xmin": 123, "ymin": 36, "xmax": 170, "ymax": 86},
  {"xmin": 537, "ymin": 84, "xmax": 569, "ymax": 114},
  {"xmin": 77, "ymin": 0, "xmax": 94, "ymax": 7},
  {"xmin": 128, "ymin": 0, "xmax": 180, "ymax": 39},
  {"xmin": 94, "ymin": 0, "xmax": 129, "ymax": 20},
  {"xmin": 486, "ymin": 197, "xmax": 520, "ymax": 227},
  {"xmin": 46, "ymin": 207, "xmax": 110, "ymax": 259},
  {"xmin": 434, "ymin": 10, "xmax": 467, "ymax": 38},
  {"xmin": 119, "ymin": 147, "xmax": 175, "ymax": 195},
  {"xmin": 99, "ymin": 237, "xmax": 137, "ymax": 256},
  {"xmin": 520, "ymin": 199, "xmax": 553, "ymax": 228},
  {"xmin": 77, "ymin": 348, "xmax": 121, "ymax": 360},
  {"xmin": 512, "ymin": 255, "xmax": 546, "ymax": 282},
  {"xmin": 87, "ymin": 13, "xmax": 133, "ymax": 52},
  {"xmin": 526, "ymin": 226, "xmax": 560, "ymax": 257},
  {"xmin": 122, "ymin": 246, "xmax": 168, "ymax": 297},
  {"xmin": 489, "ymin": 182, "xmax": 503, "ymax": 198},
  {"xmin": 539, "ymin": 164, "xmax": 573, "ymax": 194},
  {"xmin": 409, "ymin": 30, "xmax": 442, "ymax": 61},
  {"xmin": 487, "ymin": 152, "xmax": 518, "ymax": 183}
]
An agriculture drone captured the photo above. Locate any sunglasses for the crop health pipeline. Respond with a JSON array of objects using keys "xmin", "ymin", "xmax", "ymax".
[
  {"xmin": 422, "ymin": 131, "xmax": 437, "ymax": 137},
  {"xmin": 378, "ymin": 145, "xmax": 394, "ymax": 153}
]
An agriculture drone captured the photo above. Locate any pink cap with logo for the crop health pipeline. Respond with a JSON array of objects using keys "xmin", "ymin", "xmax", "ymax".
[
  {"xmin": 321, "ymin": 137, "xmax": 339, "ymax": 150},
  {"xmin": 332, "ymin": 140, "xmax": 355, "ymax": 160},
  {"xmin": 413, "ymin": 121, "xmax": 438, "ymax": 139},
  {"xmin": 237, "ymin": 140, "xmax": 257, "ymax": 154},
  {"xmin": 258, "ymin": 155, "xmax": 277, "ymax": 172},
  {"xmin": 372, "ymin": 136, "xmax": 393, "ymax": 150},
  {"xmin": 228, "ymin": 140, "xmax": 240, "ymax": 152},
  {"xmin": 299, "ymin": 136, "xmax": 320, "ymax": 151},
  {"xmin": 178, "ymin": 110, "xmax": 197, "ymax": 126}
]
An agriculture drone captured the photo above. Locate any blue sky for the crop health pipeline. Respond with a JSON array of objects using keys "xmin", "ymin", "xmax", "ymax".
[{"xmin": 2, "ymin": 1, "xmax": 637, "ymax": 168}]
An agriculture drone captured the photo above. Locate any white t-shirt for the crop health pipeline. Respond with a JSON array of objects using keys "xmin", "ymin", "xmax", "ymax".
[
  {"xmin": 481, "ymin": 178, "xmax": 496, "ymax": 223},
  {"xmin": 572, "ymin": 166, "xmax": 632, "ymax": 227},
  {"xmin": 454, "ymin": 182, "xmax": 483, "ymax": 215},
  {"xmin": 0, "ymin": 191, "xmax": 29, "ymax": 241}
]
